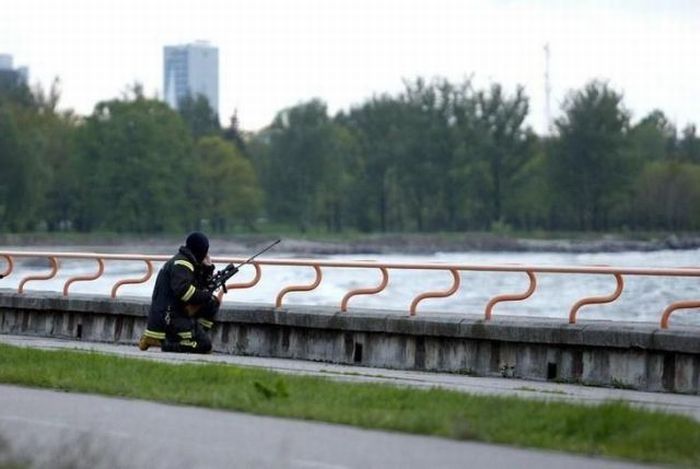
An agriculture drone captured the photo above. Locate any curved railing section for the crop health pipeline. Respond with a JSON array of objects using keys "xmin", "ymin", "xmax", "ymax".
[
  {"xmin": 217, "ymin": 263, "xmax": 263, "ymax": 303},
  {"xmin": 275, "ymin": 265, "xmax": 323, "ymax": 307},
  {"xmin": 111, "ymin": 260, "xmax": 154, "ymax": 298},
  {"xmin": 341, "ymin": 267, "xmax": 389, "ymax": 312},
  {"xmin": 0, "ymin": 254, "xmax": 13, "ymax": 279},
  {"xmin": 18, "ymin": 256, "xmax": 59, "ymax": 293},
  {"xmin": 0, "ymin": 250, "xmax": 699, "ymax": 328},
  {"xmin": 64, "ymin": 258, "xmax": 105, "ymax": 296},
  {"xmin": 409, "ymin": 268, "xmax": 460, "ymax": 316},
  {"xmin": 568, "ymin": 273, "xmax": 624, "ymax": 324},
  {"xmin": 485, "ymin": 270, "xmax": 537, "ymax": 320},
  {"xmin": 660, "ymin": 300, "xmax": 700, "ymax": 329}
]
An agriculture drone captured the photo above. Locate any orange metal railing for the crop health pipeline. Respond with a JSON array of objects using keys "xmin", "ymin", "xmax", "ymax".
[{"xmin": 0, "ymin": 250, "xmax": 699, "ymax": 329}]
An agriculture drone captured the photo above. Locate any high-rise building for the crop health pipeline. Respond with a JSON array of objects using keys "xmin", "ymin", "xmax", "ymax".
[
  {"xmin": 0, "ymin": 54, "xmax": 12, "ymax": 69},
  {"xmin": 163, "ymin": 41, "xmax": 219, "ymax": 114},
  {"xmin": 0, "ymin": 54, "xmax": 29, "ymax": 86}
]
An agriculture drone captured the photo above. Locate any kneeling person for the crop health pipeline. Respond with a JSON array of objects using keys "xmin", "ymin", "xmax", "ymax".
[{"xmin": 139, "ymin": 232, "xmax": 220, "ymax": 353}]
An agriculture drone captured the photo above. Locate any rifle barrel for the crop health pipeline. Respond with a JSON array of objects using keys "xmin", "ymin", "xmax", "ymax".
[{"xmin": 235, "ymin": 239, "xmax": 281, "ymax": 269}]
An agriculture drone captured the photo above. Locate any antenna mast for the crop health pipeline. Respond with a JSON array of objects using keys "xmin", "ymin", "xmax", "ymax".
[{"xmin": 544, "ymin": 43, "xmax": 553, "ymax": 134}]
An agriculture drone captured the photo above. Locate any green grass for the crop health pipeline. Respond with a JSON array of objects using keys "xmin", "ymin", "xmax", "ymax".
[{"xmin": 1, "ymin": 343, "xmax": 700, "ymax": 466}]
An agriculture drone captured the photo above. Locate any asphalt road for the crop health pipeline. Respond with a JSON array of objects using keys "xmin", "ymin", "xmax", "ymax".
[{"xmin": 0, "ymin": 385, "xmax": 647, "ymax": 469}]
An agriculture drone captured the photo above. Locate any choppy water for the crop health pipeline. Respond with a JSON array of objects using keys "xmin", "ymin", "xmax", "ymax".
[{"xmin": 2, "ymin": 248, "xmax": 699, "ymax": 325}]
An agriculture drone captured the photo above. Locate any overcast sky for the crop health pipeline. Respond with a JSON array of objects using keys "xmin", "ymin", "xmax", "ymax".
[{"xmin": 2, "ymin": 0, "xmax": 698, "ymax": 134}]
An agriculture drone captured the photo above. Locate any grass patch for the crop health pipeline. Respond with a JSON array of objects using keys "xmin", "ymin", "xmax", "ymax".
[{"xmin": 1, "ymin": 344, "xmax": 699, "ymax": 466}]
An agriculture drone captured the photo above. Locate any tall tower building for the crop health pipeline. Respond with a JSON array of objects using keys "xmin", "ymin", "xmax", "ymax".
[
  {"xmin": 163, "ymin": 41, "xmax": 219, "ymax": 114},
  {"xmin": 0, "ymin": 54, "xmax": 13, "ymax": 69},
  {"xmin": 0, "ymin": 54, "xmax": 29, "ymax": 85}
]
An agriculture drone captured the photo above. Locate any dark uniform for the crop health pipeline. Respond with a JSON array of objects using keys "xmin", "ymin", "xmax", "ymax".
[{"xmin": 139, "ymin": 234, "xmax": 219, "ymax": 354}]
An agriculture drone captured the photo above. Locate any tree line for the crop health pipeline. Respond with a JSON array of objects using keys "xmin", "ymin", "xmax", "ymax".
[{"xmin": 1, "ymin": 75, "xmax": 699, "ymax": 234}]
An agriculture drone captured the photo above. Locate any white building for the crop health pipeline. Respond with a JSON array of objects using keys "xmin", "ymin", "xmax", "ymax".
[{"xmin": 163, "ymin": 42, "xmax": 219, "ymax": 114}]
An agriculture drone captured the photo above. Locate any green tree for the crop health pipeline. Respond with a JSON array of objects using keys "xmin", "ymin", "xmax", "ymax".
[
  {"xmin": 254, "ymin": 99, "xmax": 337, "ymax": 231},
  {"xmin": 338, "ymin": 95, "xmax": 412, "ymax": 232},
  {"xmin": 634, "ymin": 162, "xmax": 700, "ymax": 229},
  {"xmin": 466, "ymin": 83, "xmax": 535, "ymax": 227},
  {"xmin": 30, "ymin": 79, "xmax": 80, "ymax": 231},
  {"xmin": 678, "ymin": 124, "xmax": 700, "ymax": 163},
  {"xmin": 506, "ymin": 142, "xmax": 551, "ymax": 230},
  {"xmin": 191, "ymin": 136, "xmax": 263, "ymax": 232},
  {"xmin": 0, "ymin": 76, "xmax": 49, "ymax": 231},
  {"xmin": 0, "ymin": 103, "xmax": 31, "ymax": 230},
  {"xmin": 549, "ymin": 81, "xmax": 631, "ymax": 230},
  {"xmin": 628, "ymin": 109, "xmax": 676, "ymax": 164},
  {"xmin": 177, "ymin": 94, "xmax": 221, "ymax": 140},
  {"xmin": 399, "ymin": 78, "xmax": 459, "ymax": 231},
  {"xmin": 338, "ymin": 77, "xmax": 536, "ymax": 232},
  {"xmin": 222, "ymin": 111, "xmax": 249, "ymax": 156},
  {"xmin": 74, "ymin": 88, "xmax": 194, "ymax": 232},
  {"xmin": 449, "ymin": 80, "xmax": 487, "ymax": 229},
  {"xmin": 315, "ymin": 123, "xmax": 362, "ymax": 232}
]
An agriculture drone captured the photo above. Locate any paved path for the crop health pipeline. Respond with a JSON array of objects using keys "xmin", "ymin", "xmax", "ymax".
[
  {"xmin": 2, "ymin": 335, "xmax": 700, "ymax": 421},
  {"xmin": 0, "ymin": 385, "xmax": 646, "ymax": 469}
]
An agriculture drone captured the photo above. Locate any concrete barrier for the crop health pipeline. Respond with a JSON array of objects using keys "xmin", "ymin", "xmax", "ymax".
[{"xmin": 1, "ymin": 289, "xmax": 699, "ymax": 394}]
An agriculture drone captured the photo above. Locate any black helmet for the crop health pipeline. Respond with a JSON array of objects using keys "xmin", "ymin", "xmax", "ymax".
[{"xmin": 185, "ymin": 231, "xmax": 209, "ymax": 262}]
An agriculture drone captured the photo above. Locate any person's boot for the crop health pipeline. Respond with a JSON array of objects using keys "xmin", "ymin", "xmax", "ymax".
[{"xmin": 138, "ymin": 335, "xmax": 162, "ymax": 351}]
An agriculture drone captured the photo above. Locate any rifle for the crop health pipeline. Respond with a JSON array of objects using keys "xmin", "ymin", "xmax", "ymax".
[
  {"xmin": 184, "ymin": 239, "xmax": 281, "ymax": 316},
  {"xmin": 205, "ymin": 239, "xmax": 281, "ymax": 293}
]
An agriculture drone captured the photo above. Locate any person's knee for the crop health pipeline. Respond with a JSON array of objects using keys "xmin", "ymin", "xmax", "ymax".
[
  {"xmin": 194, "ymin": 336, "xmax": 212, "ymax": 354},
  {"xmin": 195, "ymin": 342, "xmax": 212, "ymax": 354},
  {"xmin": 197, "ymin": 318, "xmax": 214, "ymax": 330}
]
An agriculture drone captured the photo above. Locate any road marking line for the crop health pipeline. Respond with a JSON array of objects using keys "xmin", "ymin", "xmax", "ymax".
[
  {"xmin": 291, "ymin": 459, "xmax": 350, "ymax": 469},
  {"xmin": 0, "ymin": 415, "xmax": 131, "ymax": 439}
]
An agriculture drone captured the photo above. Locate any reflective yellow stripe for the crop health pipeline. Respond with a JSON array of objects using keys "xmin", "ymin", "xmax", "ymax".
[
  {"xmin": 181, "ymin": 285, "xmax": 196, "ymax": 301},
  {"xmin": 178, "ymin": 331, "xmax": 193, "ymax": 338},
  {"xmin": 180, "ymin": 340, "xmax": 197, "ymax": 348},
  {"xmin": 198, "ymin": 319, "xmax": 214, "ymax": 329},
  {"xmin": 174, "ymin": 260, "xmax": 194, "ymax": 271},
  {"xmin": 144, "ymin": 329, "xmax": 166, "ymax": 339}
]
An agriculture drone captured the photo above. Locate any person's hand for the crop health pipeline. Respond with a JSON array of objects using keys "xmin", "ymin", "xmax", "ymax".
[
  {"xmin": 202, "ymin": 255, "xmax": 215, "ymax": 278},
  {"xmin": 209, "ymin": 294, "xmax": 221, "ymax": 312}
]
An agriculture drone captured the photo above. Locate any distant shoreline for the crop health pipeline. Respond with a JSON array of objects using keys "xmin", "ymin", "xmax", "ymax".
[
  {"xmin": 257, "ymin": 234, "xmax": 700, "ymax": 255},
  {"xmin": 2, "ymin": 232, "xmax": 700, "ymax": 256}
]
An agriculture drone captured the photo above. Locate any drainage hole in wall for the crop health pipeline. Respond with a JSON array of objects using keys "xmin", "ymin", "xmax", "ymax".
[{"xmin": 353, "ymin": 343, "xmax": 363, "ymax": 363}]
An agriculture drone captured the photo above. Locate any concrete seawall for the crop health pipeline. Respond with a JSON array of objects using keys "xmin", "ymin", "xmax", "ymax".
[{"xmin": 1, "ymin": 289, "xmax": 699, "ymax": 394}]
